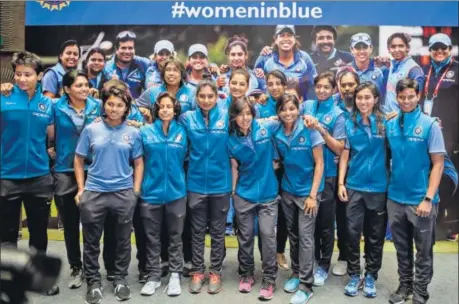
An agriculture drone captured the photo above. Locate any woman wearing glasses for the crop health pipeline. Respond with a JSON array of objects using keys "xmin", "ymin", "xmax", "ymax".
[
  {"xmin": 103, "ymin": 30, "xmax": 152, "ymax": 99},
  {"xmin": 421, "ymin": 33, "xmax": 459, "ymax": 242}
]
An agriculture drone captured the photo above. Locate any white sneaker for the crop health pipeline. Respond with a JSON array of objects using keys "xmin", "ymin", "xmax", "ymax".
[
  {"xmin": 332, "ymin": 261, "xmax": 347, "ymax": 276},
  {"xmin": 140, "ymin": 281, "xmax": 161, "ymax": 296},
  {"xmin": 166, "ymin": 272, "xmax": 181, "ymax": 296}
]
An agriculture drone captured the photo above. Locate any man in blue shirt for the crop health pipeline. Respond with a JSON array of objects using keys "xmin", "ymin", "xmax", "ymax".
[
  {"xmin": 349, "ymin": 33, "xmax": 388, "ymax": 101},
  {"xmin": 386, "ymin": 78, "xmax": 445, "ymax": 304},
  {"xmin": 1, "ymin": 51, "xmax": 59, "ymax": 296},
  {"xmin": 310, "ymin": 26, "xmax": 354, "ymax": 75},
  {"xmin": 103, "ymin": 31, "xmax": 152, "ymax": 99}
]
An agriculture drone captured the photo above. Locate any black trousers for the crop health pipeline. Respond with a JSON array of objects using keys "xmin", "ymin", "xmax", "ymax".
[
  {"xmin": 103, "ymin": 201, "xmax": 147, "ymax": 275},
  {"xmin": 0, "ymin": 175, "xmax": 53, "ymax": 252},
  {"xmin": 55, "ymin": 193, "xmax": 82, "ymax": 268},
  {"xmin": 387, "ymin": 199, "xmax": 437, "ymax": 302},
  {"xmin": 346, "ymin": 190, "xmax": 386, "ymax": 279},
  {"xmin": 141, "ymin": 198, "xmax": 187, "ymax": 281},
  {"xmin": 80, "ymin": 189, "xmax": 136, "ymax": 286},
  {"xmin": 314, "ymin": 177, "xmax": 337, "ymax": 271}
]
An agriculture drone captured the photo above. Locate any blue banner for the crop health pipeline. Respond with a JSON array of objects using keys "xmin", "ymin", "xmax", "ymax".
[{"xmin": 26, "ymin": 1, "xmax": 458, "ymax": 26}]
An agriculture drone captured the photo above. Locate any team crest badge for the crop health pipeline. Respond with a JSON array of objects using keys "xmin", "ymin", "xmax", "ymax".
[
  {"xmin": 334, "ymin": 59, "xmax": 344, "ymax": 67},
  {"xmin": 299, "ymin": 136, "xmax": 305, "ymax": 143},
  {"xmin": 446, "ymin": 71, "xmax": 455, "ymax": 78},
  {"xmin": 414, "ymin": 126, "xmax": 422, "ymax": 135},
  {"xmin": 216, "ymin": 120, "xmax": 225, "ymax": 128},
  {"xmin": 122, "ymin": 133, "xmax": 131, "ymax": 143},
  {"xmin": 260, "ymin": 129, "xmax": 267, "ymax": 136},
  {"xmin": 38, "ymin": 103, "xmax": 46, "ymax": 111},
  {"xmin": 371, "ymin": 73, "xmax": 377, "ymax": 80},
  {"xmin": 179, "ymin": 94, "xmax": 188, "ymax": 102},
  {"xmin": 37, "ymin": 1, "xmax": 70, "ymax": 11},
  {"xmin": 175, "ymin": 134, "xmax": 182, "ymax": 143},
  {"xmin": 323, "ymin": 115, "xmax": 332, "ymax": 123}
]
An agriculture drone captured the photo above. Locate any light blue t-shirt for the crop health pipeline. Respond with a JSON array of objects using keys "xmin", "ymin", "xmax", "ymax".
[{"xmin": 75, "ymin": 120, "xmax": 143, "ymax": 192}]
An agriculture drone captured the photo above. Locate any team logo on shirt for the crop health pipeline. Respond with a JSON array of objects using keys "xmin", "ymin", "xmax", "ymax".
[
  {"xmin": 446, "ymin": 71, "xmax": 455, "ymax": 78},
  {"xmin": 216, "ymin": 120, "xmax": 225, "ymax": 128},
  {"xmin": 179, "ymin": 94, "xmax": 188, "ymax": 102},
  {"xmin": 175, "ymin": 134, "xmax": 182, "ymax": 143},
  {"xmin": 371, "ymin": 73, "xmax": 378, "ymax": 80},
  {"xmin": 260, "ymin": 128, "xmax": 267, "ymax": 136},
  {"xmin": 334, "ymin": 59, "xmax": 344, "ymax": 67},
  {"xmin": 397, "ymin": 73, "xmax": 403, "ymax": 79},
  {"xmin": 414, "ymin": 126, "xmax": 423, "ymax": 135},
  {"xmin": 323, "ymin": 115, "xmax": 332, "ymax": 123},
  {"xmin": 122, "ymin": 133, "xmax": 131, "ymax": 143},
  {"xmin": 38, "ymin": 103, "xmax": 46, "ymax": 112},
  {"xmin": 37, "ymin": 1, "xmax": 70, "ymax": 11},
  {"xmin": 299, "ymin": 136, "xmax": 305, "ymax": 143}
]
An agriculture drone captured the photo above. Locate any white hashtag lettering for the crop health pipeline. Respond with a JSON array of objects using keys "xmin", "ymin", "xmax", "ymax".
[{"xmin": 170, "ymin": 1, "xmax": 323, "ymax": 19}]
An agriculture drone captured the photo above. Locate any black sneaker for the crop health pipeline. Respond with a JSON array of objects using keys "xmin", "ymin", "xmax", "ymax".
[
  {"xmin": 42, "ymin": 285, "xmax": 60, "ymax": 296},
  {"xmin": 138, "ymin": 270, "xmax": 148, "ymax": 283},
  {"xmin": 389, "ymin": 285, "xmax": 413, "ymax": 304},
  {"xmin": 85, "ymin": 286, "xmax": 103, "ymax": 304},
  {"xmin": 114, "ymin": 284, "xmax": 131, "ymax": 301}
]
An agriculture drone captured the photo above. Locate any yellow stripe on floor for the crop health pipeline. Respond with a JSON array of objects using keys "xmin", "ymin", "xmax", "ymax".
[{"xmin": 19, "ymin": 229, "xmax": 458, "ymax": 254}]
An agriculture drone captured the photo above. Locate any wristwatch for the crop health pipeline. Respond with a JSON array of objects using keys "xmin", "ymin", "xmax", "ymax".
[{"xmin": 424, "ymin": 196, "xmax": 432, "ymax": 203}]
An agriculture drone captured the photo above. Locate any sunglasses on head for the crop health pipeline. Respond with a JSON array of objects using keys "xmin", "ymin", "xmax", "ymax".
[
  {"xmin": 116, "ymin": 31, "xmax": 136, "ymax": 40},
  {"xmin": 351, "ymin": 35, "xmax": 371, "ymax": 45}
]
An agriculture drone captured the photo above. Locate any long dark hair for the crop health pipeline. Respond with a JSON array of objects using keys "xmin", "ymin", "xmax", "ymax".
[
  {"xmin": 351, "ymin": 82, "xmax": 385, "ymax": 135},
  {"xmin": 229, "ymin": 96, "xmax": 255, "ymax": 135}
]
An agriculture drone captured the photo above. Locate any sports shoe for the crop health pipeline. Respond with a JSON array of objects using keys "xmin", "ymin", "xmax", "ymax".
[
  {"xmin": 166, "ymin": 272, "xmax": 181, "ymax": 296},
  {"xmin": 332, "ymin": 260, "xmax": 347, "ymax": 276},
  {"xmin": 284, "ymin": 275, "xmax": 300, "ymax": 293},
  {"xmin": 106, "ymin": 272, "xmax": 115, "ymax": 283},
  {"xmin": 289, "ymin": 289, "xmax": 313, "ymax": 304},
  {"xmin": 259, "ymin": 279, "xmax": 275, "ymax": 301},
  {"xmin": 114, "ymin": 284, "xmax": 131, "ymax": 301},
  {"xmin": 189, "ymin": 272, "xmax": 205, "ymax": 294},
  {"xmin": 238, "ymin": 276, "xmax": 255, "ymax": 293},
  {"xmin": 140, "ymin": 280, "xmax": 161, "ymax": 296},
  {"xmin": 42, "ymin": 285, "xmax": 60, "ymax": 296},
  {"xmin": 313, "ymin": 267, "xmax": 328, "ymax": 286},
  {"xmin": 68, "ymin": 266, "xmax": 84, "ymax": 289},
  {"xmin": 344, "ymin": 275, "xmax": 362, "ymax": 297},
  {"xmin": 277, "ymin": 253, "xmax": 289, "ymax": 270},
  {"xmin": 389, "ymin": 285, "xmax": 413, "ymax": 304},
  {"xmin": 225, "ymin": 225, "xmax": 234, "ymax": 235},
  {"xmin": 85, "ymin": 286, "xmax": 103, "ymax": 304},
  {"xmin": 362, "ymin": 274, "xmax": 376, "ymax": 298},
  {"xmin": 183, "ymin": 262, "xmax": 192, "ymax": 278},
  {"xmin": 208, "ymin": 272, "xmax": 222, "ymax": 294}
]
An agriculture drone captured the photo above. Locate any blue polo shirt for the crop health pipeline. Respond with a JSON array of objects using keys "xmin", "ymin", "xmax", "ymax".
[
  {"xmin": 1, "ymin": 84, "xmax": 54, "ymax": 179},
  {"xmin": 255, "ymin": 96, "xmax": 277, "ymax": 119},
  {"xmin": 75, "ymin": 120, "xmax": 143, "ymax": 192},
  {"xmin": 351, "ymin": 59, "xmax": 389, "ymax": 101}
]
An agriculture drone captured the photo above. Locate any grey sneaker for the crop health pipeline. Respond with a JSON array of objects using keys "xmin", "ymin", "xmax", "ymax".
[
  {"xmin": 68, "ymin": 266, "xmax": 84, "ymax": 289},
  {"xmin": 332, "ymin": 261, "xmax": 347, "ymax": 276},
  {"xmin": 166, "ymin": 272, "xmax": 181, "ymax": 296},
  {"xmin": 389, "ymin": 285, "xmax": 413, "ymax": 304},
  {"xmin": 140, "ymin": 280, "xmax": 161, "ymax": 296},
  {"xmin": 85, "ymin": 286, "xmax": 103, "ymax": 304},
  {"xmin": 114, "ymin": 284, "xmax": 131, "ymax": 301}
]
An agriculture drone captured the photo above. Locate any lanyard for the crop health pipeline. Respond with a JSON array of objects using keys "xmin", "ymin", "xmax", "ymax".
[{"xmin": 424, "ymin": 61, "xmax": 453, "ymax": 99}]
